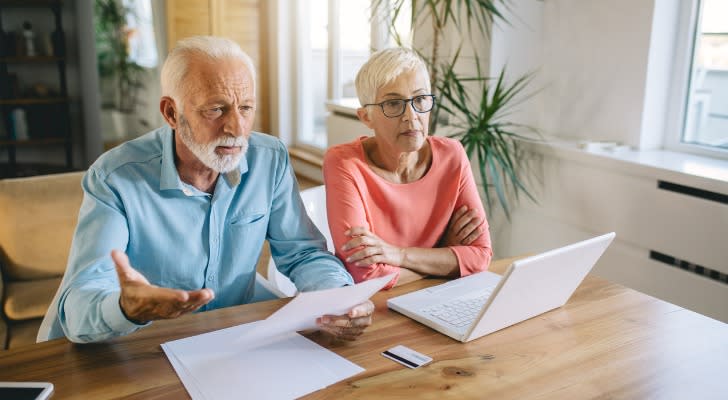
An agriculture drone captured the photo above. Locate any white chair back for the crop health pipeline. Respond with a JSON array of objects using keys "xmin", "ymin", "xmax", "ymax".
[
  {"xmin": 267, "ymin": 185, "xmax": 332, "ymax": 296},
  {"xmin": 300, "ymin": 185, "xmax": 333, "ymax": 251},
  {"xmin": 37, "ymin": 283, "xmax": 63, "ymax": 342}
]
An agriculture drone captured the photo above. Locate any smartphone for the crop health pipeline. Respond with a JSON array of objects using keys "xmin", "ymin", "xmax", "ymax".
[{"xmin": 0, "ymin": 382, "xmax": 54, "ymax": 400}]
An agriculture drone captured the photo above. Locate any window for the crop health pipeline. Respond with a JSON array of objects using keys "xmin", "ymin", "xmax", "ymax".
[
  {"xmin": 293, "ymin": 0, "xmax": 411, "ymax": 150},
  {"xmin": 123, "ymin": 0, "xmax": 158, "ymax": 69},
  {"xmin": 297, "ymin": 0, "xmax": 371, "ymax": 148},
  {"xmin": 682, "ymin": 0, "xmax": 728, "ymax": 154}
]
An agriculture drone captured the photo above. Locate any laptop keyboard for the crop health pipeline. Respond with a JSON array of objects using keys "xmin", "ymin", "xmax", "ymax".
[{"xmin": 421, "ymin": 288, "xmax": 494, "ymax": 328}]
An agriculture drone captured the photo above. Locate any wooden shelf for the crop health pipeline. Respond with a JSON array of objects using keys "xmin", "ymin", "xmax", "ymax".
[
  {"xmin": 0, "ymin": 56, "xmax": 65, "ymax": 63},
  {"xmin": 0, "ymin": 162, "xmax": 73, "ymax": 179},
  {"xmin": 0, "ymin": 97, "xmax": 69, "ymax": 105},
  {"xmin": 0, "ymin": 0, "xmax": 62, "ymax": 8},
  {"xmin": 0, "ymin": 0, "xmax": 71, "ymax": 178},
  {"xmin": 0, "ymin": 137, "xmax": 67, "ymax": 146}
]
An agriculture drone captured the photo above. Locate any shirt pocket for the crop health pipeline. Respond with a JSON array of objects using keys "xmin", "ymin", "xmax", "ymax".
[
  {"xmin": 227, "ymin": 211, "xmax": 269, "ymax": 272},
  {"xmin": 221, "ymin": 211, "xmax": 269, "ymax": 280},
  {"xmin": 229, "ymin": 211, "xmax": 267, "ymax": 226}
]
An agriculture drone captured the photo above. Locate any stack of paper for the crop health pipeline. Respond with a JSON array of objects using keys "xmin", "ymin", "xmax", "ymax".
[{"xmin": 162, "ymin": 274, "xmax": 394, "ymax": 400}]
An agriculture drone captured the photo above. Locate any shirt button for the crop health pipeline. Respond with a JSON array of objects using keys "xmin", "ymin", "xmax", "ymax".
[
  {"xmin": 207, "ymin": 275, "xmax": 215, "ymax": 282},
  {"xmin": 183, "ymin": 188, "xmax": 192, "ymax": 196}
]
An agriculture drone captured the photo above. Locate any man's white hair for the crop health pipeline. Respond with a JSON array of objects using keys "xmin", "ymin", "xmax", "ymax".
[
  {"xmin": 161, "ymin": 36, "xmax": 256, "ymax": 109},
  {"xmin": 355, "ymin": 47, "xmax": 430, "ymax": 107}
]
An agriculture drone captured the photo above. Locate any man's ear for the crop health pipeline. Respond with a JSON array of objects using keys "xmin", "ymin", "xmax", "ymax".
[
  {"xmin": 160, "ymin": 96, "xmax": 179, "ymax": 128},
  {"xmin": 356, "ymin": 107, "xmax": 374, "ymax": 129}
]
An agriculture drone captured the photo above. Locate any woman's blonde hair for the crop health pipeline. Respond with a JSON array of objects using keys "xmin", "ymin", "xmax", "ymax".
[{"xmin": 355, "ymin": 47, "xmax": 430, "ymax": 107}]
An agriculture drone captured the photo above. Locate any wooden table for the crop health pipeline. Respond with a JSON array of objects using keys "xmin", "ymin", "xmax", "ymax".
[{"xmin": 1, "ymin": 265, "xmax": 727, "ymax": 399}]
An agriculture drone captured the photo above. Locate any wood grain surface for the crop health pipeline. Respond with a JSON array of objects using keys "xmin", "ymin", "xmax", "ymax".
[{"xmin": 1, "ymin": 264, "xmax": 726, "ymax": 399}]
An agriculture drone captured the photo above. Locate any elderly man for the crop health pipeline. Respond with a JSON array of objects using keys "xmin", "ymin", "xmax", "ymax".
[{"xmin": 46, "ymin": 36, "xmax": 373, "ymax": 343}]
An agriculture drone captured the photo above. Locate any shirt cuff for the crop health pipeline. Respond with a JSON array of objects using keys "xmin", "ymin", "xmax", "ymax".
[{"xmin": 101, "ymin": 291, "xmax": 150, "ymax": 333}]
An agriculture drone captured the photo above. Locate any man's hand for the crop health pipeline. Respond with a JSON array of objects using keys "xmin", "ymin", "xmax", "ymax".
[
  {"xmin": 342, "ymin": 227, "xmax": 405, "ymax": 267},
  {"xmin": 440, "ymin": 205, "xmax": 484, "ymax": 246},
  {"xmin": 112, "ymin": 250, "xmax": 215, "ymax": 324},
  {"xmin": 316, "ymin": 300, "xmax": 374, "ymax": 341}
]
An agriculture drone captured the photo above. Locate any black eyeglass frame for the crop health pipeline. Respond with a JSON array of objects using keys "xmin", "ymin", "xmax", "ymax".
[{"xmin": 363, "ymin": 94, "xmax": 436, "ymax": 118}]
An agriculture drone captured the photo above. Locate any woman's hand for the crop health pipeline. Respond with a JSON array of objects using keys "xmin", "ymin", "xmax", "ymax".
[
  {"xmin": 342, "ymin": 227, "xmax": 405, "ymax": 267},
  {"xmin": 440, "ymin": 205, "xmax": 484, "ymax": 246}
]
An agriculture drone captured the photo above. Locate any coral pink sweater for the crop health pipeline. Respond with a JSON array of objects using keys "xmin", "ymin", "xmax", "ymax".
[{"xmin": 323, "ymin": 136, "xmax": 492, "ymax": 289}]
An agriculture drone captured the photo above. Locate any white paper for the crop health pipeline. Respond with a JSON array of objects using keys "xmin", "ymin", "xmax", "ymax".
[
  {"xmin": 265, "ymin": 273, "xmax": 395, "ymax": 333},
  {"xmin": 162, "ymin": 275, "xmax": 393, "ymax": 400},
  {"xmin": 162, "ymin": 343, "xmax": 208, "ymax": 400},
  {"xmin": 229, "ymin": 273, "xmax": 395, "ymax": 345},
  {"xmin": 163, "ymin": 320, "xmax": 364, "ymax": 400}
]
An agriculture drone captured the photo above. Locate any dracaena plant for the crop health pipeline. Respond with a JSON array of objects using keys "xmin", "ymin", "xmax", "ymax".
[
  {"xmin": 95, "ymin": 0, "xmax": 144, "ymax": 113},
  {"xmin": 373, "ymin": 0, "xmax": 538, "ymax": 218},
  {"xmin": 438, "ymin": 55, "xmax": 537, "ymax": 217}
]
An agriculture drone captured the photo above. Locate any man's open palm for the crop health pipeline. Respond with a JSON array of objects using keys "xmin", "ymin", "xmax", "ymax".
[{"xmin": 112, "ymin": 250, "xmax": 214, "ymax": 324}]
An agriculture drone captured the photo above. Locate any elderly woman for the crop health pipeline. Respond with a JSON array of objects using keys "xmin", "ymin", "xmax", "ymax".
[{"xmin": 323, "ymin": 48, "xmax": 492, "ymax": 290}]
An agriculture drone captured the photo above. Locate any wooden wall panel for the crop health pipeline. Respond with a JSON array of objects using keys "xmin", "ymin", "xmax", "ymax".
[
  {"xmin": 165, "ymin": 0, "xmax": 212, "ymax": 50},
  {"xmin": 213, "ymin": 0, "xmax": 267, "ymax": 133}
]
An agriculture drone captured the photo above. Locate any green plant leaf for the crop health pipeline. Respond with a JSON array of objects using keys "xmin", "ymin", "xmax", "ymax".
[{"xmin": 94, "ymin": 0, "xmax": 145, "ymax": 112}]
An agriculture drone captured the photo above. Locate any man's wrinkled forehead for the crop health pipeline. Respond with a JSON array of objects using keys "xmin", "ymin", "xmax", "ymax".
[{"xmin": 183, "ymin": 56, "xmax": 255, "ymax": 98}]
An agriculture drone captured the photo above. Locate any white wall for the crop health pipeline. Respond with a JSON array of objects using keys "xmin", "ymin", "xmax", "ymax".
[
  {"xmin": 527, "ymin": 0, "xmax": 686, "ymax": 151},
  {"xmin": 490, "ymin": 0, "xmax": 544, "ymax": 129},
  {"xmin": 488, "ymin": 0, "xmax": 728, "ymax": 322},
  {"xmin": 537, "ymin": 0, "xmax": 655, "ymax": 147}
]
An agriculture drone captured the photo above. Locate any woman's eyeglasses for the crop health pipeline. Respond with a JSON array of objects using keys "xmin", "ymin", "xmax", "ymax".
[{"xmin": 364, "ymin": 94, "xmax": 436, "ymax": 118}]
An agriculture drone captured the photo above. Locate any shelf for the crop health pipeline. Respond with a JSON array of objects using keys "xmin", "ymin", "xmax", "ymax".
[
  {"xmin": 0, "ymin": 0, "xmax": 63, "ymax": 7},
  {"xmin": 0, "ymin": 97, "xmax": 69, "ymax": 105},
  {"xmin": 0, "ymin": 56, "xmax": 65, "ymax": 63},
  {"xmin": 0, "ymin": 137, "xmax": 67, "ymax": 146},
  {"xmin": 0, "ymin": 0, "xmax": 71, "ymax": 178},
  {"xmin": 0, "ymin": 162, "xmax": 73, "ymax": 179}
]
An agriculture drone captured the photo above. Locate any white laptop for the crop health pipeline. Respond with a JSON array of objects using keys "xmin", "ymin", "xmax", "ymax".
[{"xmin": 387, "ymin": 232, "xmax": 616, "ymax": 342}]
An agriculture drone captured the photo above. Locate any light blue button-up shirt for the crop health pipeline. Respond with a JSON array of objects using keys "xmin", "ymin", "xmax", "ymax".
[{"xmin": 51, "ymin": 126, "xmax": 353, "ymax": 343}]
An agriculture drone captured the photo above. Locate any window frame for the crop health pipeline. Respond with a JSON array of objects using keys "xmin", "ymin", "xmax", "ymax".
[
  {"xmin": 665, "ymin": 0, "xmax": 728, "ymax": 159},
  {"xmin": 271, "ymin": 0, "xmax": 398, "ymax": 154}
]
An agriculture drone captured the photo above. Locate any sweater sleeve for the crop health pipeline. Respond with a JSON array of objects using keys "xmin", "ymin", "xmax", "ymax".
[
  {"xmin": 446, "ymin": 142, "xmax": 493, "ymax": 275},
  {"xmin": 323, "ymin": 147, "xmax": 400, "ymax": 289}
]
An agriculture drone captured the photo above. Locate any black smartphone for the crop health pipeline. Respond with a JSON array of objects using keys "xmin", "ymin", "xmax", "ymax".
[{"xmin": 0, "ymin": 382, "xmax": 54, "ymax": 400}]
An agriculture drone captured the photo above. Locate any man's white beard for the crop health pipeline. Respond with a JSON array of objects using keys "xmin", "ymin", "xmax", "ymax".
[{"xmin": 177, "ymin": 116, "xmax": 248, "ymax": 173}]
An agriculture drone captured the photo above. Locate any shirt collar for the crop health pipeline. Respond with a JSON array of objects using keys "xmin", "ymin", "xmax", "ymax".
[{"xmin": 159, "ymin": 127, "xmax": 248, "ymax": 191}]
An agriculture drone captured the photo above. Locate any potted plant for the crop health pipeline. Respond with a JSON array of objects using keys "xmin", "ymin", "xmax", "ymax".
[
  {"xmin": 94, "ymin": 0, "xmax": 143, "ymax": 113},
  {"xmin": 374, "ymin": 0, "xmax": 538, "ymax": 218}
]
